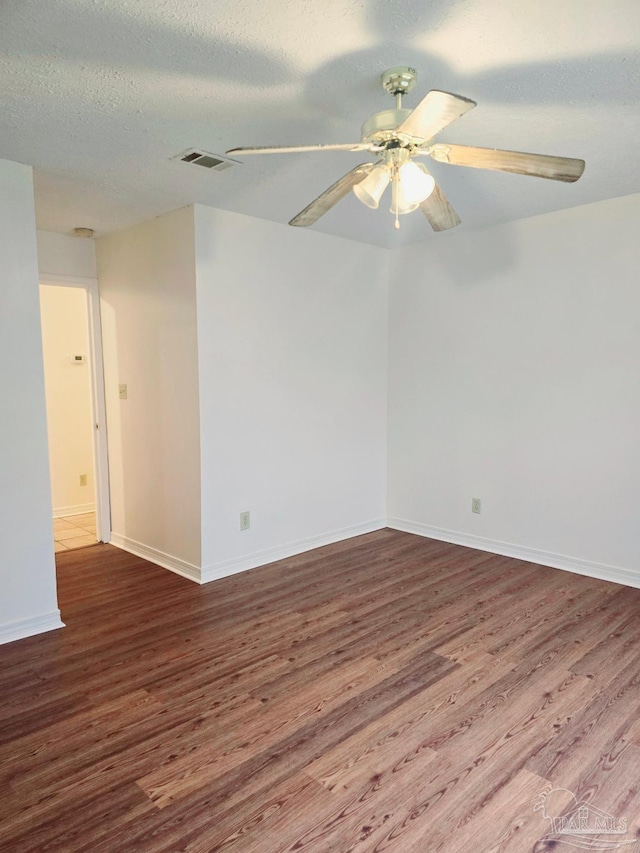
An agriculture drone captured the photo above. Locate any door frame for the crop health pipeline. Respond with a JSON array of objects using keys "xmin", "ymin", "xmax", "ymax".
[{"xmin": 40, "ymin": 273, "xmax": 111, "ymax": 543}]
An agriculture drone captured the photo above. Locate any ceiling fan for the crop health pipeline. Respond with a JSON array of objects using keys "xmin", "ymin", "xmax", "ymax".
[{"xmin": 226, "ymin": 67, "xmax": 585, "ymax": 232}]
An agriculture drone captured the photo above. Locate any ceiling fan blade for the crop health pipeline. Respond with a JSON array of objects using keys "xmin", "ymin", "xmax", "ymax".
[
  {"xmin": 289, "ymin": 163, "xmax": 374, "ymax": 227},
  {"xmin": 429, "ymin": 143, "xmax": 585, "ymax": 182},
  {"xmin": 419, "ymin": 183, "xmax": 461, "ymax": 231},
  {"xmin": 396, "ymin": 90, "xmax": 476, "ymax": 141},
  {"xmin": 226, "ymin": 142, "xmax": 376, "ymax": 156}
]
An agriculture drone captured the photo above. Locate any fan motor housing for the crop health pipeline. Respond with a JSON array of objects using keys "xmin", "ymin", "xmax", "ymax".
[{"xmin": 361, "ymin": 108, "xmax": 412, "ymax": 143}]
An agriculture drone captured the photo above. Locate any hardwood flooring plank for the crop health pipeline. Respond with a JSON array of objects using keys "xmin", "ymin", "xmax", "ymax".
[
  {"xmin": 135, "ymin": 655, "xmax": 389, "ymax": 809},
  {"xmin": 568, "ymin": 741, "xmax": 640, "ymax": 839},
  {"xmin": 434, "ymin": 568, "xmax": 574, "ymax": 661},
  {"xmin": 136, "ymin": 650, "xmax": 457, "ymax": 809},
  {"xmin": 373, "ymin": 671, "xmax": 591, "ymax": 839},
  {"xmin": 0, "ymin": 688, "xmax": 159, "ymax": 773},
  {"xmin": 1, "ymin": 531, "xmax": 636, "ymax": 852},
  {"xmin": 570, "ymin": 606, "xmax": 640, "ymax": 683},
  {"xmin": 526, "ymin": 654, "xmax": 640, "ymax": 781},
  {"xmin": 273, "ymin": 751, "xmax": 443, "ymax": 853},
  {"xmin": 305, "ymin": 653, "xmax": 516, "ymax": 795},
  {"xmin": 0, "ymin": 782, "xmax": 154, "ymax": 853},
  {"xmin": 440, "ymin": 768, "xmax": 553, "ymax": 853},
  {"xmin": 6, "ymin": 690, "xmax": 263, "ymax": 814},
  {"xmin": 91, "ymin": 773, "xmax": 332, "ymax": 853}
]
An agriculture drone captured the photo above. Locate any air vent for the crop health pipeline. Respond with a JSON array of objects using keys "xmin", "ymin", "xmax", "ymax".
[{"xmin": 173, "ymin": 149, "xmax": 240, "ymax": 172}]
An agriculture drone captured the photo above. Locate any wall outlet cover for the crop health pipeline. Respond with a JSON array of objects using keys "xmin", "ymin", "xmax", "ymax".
[{"xmin": 240, "ymin": 511, "xmax": 250, "ymax": 531}]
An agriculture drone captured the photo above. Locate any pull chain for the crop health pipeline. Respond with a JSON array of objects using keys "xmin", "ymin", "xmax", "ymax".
[
  {"xmin": 395, "ymin": 92, "xmax": 403, "ymax": 227},
  {"xmin": 394, "ymin": 174, "xmax": 400, "ymax": 229}
]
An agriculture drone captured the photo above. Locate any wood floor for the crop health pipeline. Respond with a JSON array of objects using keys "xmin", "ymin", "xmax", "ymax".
[{"xmin": 2, "ymin": 530, "xmax": 640, "ymax": 852}]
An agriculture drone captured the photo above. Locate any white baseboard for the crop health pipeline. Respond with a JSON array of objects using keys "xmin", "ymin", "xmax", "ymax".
[
  {"xmin": 111, "ymin": 521, "xmax": 386, "ymax": 587},
  {"xmin": 53, "ymin": 502, "xmax": 95, "ymax": 519},
  {"xmin": 387, "ymin": 517, "xmax": 640, "ymax": 590},
  {"xmin": 201, "ymin": 518, "xmax": 387, "ymax": 585},
  {"xmin": 109, "ymin": 534, "xmax": 201, "ymax": 584},
  {"xmin": 0, "ymin": 610, "xmax": 65, "ymax": 645}
]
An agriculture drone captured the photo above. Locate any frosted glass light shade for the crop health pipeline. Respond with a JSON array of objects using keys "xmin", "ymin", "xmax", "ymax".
[
  {"xmin": 353, "ymin": 165, "xmax": 390, "ymax": 209},
  {"xmin": 398, "ymin": 161, "xmax": 436, "ymax": 205},
  {"xmin": 390, "ymin": 178, "xmax": 419, "ymax": 215}
]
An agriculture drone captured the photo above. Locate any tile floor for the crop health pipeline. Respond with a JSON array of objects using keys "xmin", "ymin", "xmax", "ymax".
[{"xmin": 53, "ymin": 511, "xmax": 98, "ymax": 552}]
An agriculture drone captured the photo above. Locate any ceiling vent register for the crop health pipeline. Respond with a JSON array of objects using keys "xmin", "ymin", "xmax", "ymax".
[{"xmin": 174, "ymin": 149, "xmax": 239, "ymax": 171}]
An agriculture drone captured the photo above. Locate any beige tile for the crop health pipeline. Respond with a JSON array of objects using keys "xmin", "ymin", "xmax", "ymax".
[
  {"xmin": 81, "ymin": 525, "xmax": 97, "ymax": 535},
  {"xmin": 55, "ymin": 527, "xmax": 96, "ymax": 541},
  {"xmin": 54, "ymin": 541, "xmax": 69, "ymax": 553},
  {"xmin": 53, "ymin": 519, "xmax": 76, "ymax": 532},
  {"xmin": 65, "ymin": 513, "xmax": 97, "ymax": 526},
  {"xmin": 64, "ymin": 534, "xmax": 98, "ymax": 550}
]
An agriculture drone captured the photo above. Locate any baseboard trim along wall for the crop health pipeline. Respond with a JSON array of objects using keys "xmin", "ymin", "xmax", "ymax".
[
  {"xmin": 111, "ymin": 520, "xmax": 387, "ymax": 585},
  {"xmin": 388, "ymin": 517, "xmax": 640, "ymax": 591},
  {"xmin": 0, "ymin": 610, "xmax": 65, "ymax": 645},
  {"xmin": 201, "ymin": 518, "xmax": 388, "ymax": 584},
  {"xmin": 85, "ymin": 520, "xmax": 640, "ymax": 592},
  {"xmin": 52, "ymin": 502, "xmax": 95, "ymax": 519},
  {"xmin": 109, "ymin": 533, "xmax": 202, "ymax": 584}
]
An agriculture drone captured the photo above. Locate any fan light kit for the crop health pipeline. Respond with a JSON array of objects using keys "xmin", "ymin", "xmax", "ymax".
[{"xmin": 227, "ymin": 67, "xmax": 585, "ymax": 233}]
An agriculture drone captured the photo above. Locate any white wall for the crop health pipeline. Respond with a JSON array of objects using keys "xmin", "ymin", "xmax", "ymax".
[
  {"xmin": 40, "ymin": 285, "xmax": 95, "ymax": 516},
  {"xmin": 0, "ymin": 159, "xmax": 63, "ymax": 643},
  {"xmin": 388, "ymin": 193, "xmax": 640, "ymax": 584},
  {"xmin": 96, "ymin": 207, "xmax": 202, "ymax": 575},
  {"xmin": 37, "ymin": 230, "xmax": 97, "ymax": 279},
  {"xmin": 195, "ymin": 206, "xmax": 388, "ymax": 580}
]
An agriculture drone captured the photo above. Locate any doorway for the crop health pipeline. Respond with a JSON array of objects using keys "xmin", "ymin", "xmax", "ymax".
[{"xmin": 39, "ymin": 275, "xmax": 110, "ymax": 550}]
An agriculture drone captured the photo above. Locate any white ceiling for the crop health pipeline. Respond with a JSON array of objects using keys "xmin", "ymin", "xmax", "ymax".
[{"xmin": 1, "ymin": 0, "xmax": 639, "ymax": 248}]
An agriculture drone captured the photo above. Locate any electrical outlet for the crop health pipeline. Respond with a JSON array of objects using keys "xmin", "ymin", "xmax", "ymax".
[
  {"xmin": 471, "ymin": 497, "xmax": 482, "ymax": 514},
  {"xmin": 79, "ymin": 474, "xmax": 87, "ymax": 487},
  {"xmin": 240, "ymin": 511, "xmax": 250, "ymax": 531},
  {"xmin": 118, "ymin": 384, "xmax": 128, "ymax": 400}
]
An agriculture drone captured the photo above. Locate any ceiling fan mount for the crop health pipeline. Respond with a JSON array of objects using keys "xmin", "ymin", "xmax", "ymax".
[
  {"xmin": 226, "ymin": 67, "xmax": 585, "ymax": 233},
  {"xmin": 380, "ymin": 65, "xmax": 418, "ymax": 97}
]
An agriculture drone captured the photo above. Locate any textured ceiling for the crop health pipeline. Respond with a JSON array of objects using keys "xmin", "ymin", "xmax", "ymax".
[{"xmin": 1, "ymin": 0, "xmax": 639, "ymax": 247}]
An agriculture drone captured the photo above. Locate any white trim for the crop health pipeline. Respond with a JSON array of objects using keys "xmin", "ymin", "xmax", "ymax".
[
  {"xmin": 201, "ymin": 518, "xmax": 387, "ymax": 584},
  {"xmin": 52, "ymin": 502, "xmax": 95, "ymax": 519},
  {"xmin": 112, "ymin": 521, "xmax": 387, "ymax": 586},
  {"xmin": 387, "ymin": 517, "xmax": 640, "ymax": 590},
  {"xmin": 0, "ymin": 610, "xmax": 65, "ymax": 645},
  {"xmin": 40, "ymin": 274, "xmax": 111, "ymax": 544},
  {"xmin": 109, "ymin": 533, "xmax": 201, "ymax": 583},
  {"xmin": 85, "ymin": 281, "xmax": 111, "ymax": 543}
]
